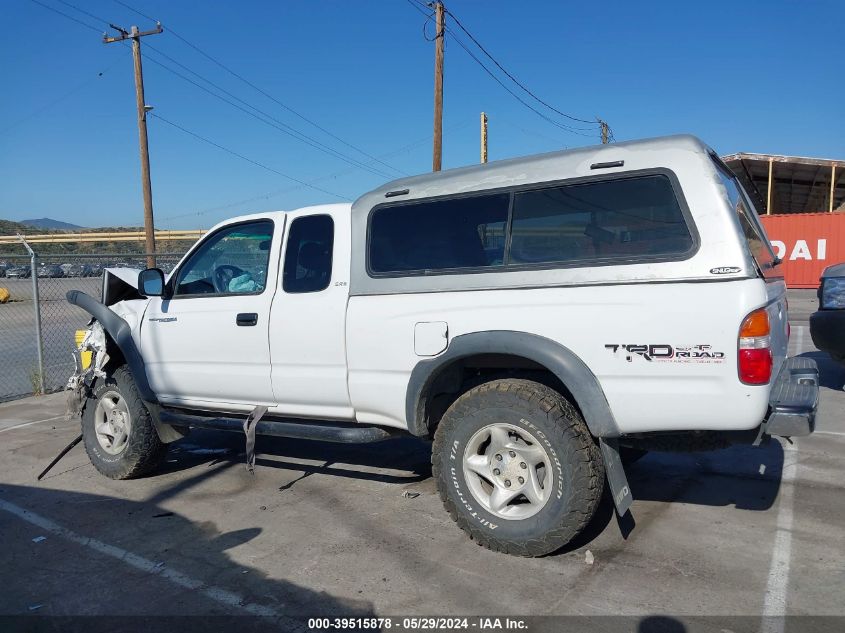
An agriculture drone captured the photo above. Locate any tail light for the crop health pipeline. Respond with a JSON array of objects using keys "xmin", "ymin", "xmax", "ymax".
[{"xmin": 739, "ymin": 308, "xmax": 772, "ymax": 385}]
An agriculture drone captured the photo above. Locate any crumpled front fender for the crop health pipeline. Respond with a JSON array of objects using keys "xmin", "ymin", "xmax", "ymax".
[{"xmin": 65, "ymin": 290, "xmax": 186, "ymax": 443}]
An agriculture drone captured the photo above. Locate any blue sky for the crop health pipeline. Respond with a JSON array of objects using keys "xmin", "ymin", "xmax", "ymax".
[{"xmin": 1, "ymin": 0, "xmax": 843, "ymax": 230}]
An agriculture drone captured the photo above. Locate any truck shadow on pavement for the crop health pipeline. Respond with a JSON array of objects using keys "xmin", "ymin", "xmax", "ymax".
[
  {"xmin": 798, "ymin": 350, "xmax": 845, "ymax": 390},
  {"xmin": 561, "ymin": 440, "xmax": 786, "ymax": 553},
  {"xmin": 0, "ymin": 483, "xmax": 375, "ymax": 621},
  {"xmin": 162, "ymin": 430, "xmax": 433, "ymax": 487},
  {"xmin": 627, "ymin": 441, "xmax": 785, "ymax": 512},
  {"xmin": 159, "ymin": 426, "xmax": 786, "ymax": 558}
]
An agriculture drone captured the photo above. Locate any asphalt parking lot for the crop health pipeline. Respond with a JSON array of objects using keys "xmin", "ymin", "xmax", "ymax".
[{"xmin": 0, "ymin": 290, "xmax": 843, "ymax": 630}]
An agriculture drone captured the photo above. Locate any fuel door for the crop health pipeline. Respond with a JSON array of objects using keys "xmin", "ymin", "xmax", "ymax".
[{"xmin": 414, "ymin": 321, "xmax": 449, "ymax": 357}]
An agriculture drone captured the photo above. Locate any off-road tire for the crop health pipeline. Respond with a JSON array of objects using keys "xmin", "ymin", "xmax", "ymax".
[
  {"xmin": 432, "ymin": 378, "xmax": 604, "ymax": 556},
  {"xmin": 81, "ymin": 365, "xmax": 166, "ymax": 479}
]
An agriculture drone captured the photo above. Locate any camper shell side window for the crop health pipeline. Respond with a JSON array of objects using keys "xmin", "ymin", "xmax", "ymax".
[{"xmin": 366, "ymin": 169, "xmax": 698, "ymax": 278}]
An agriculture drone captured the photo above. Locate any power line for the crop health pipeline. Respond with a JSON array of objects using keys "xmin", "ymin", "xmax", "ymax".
[
  {"xmin": 50, "ymin": 0, "xmax": 403, "ymax": 178},
  {"xmin": 158, "ymin": 119, "xmax": 472, "ymax": 225},
  {"xmin": 444, "ymin": 8, "xmax": 599, "ymax": 127},
  {"xmin": 27, "ymin": 0, "xmax": 103, "ymax": 32},
  {"xmin": 22, "ymin": 0, "xmax": 358, "ymax": 223},
  {"xmin": 49, "ymin": 0, "xmax": 401, "ymax": 179},
  {"xmin": 403, "ymin": 1, "xmax": 598, "ymax": 139},
  {"xmin": 53, "ymin": 0, "xmax": 111, "ymax": 26},
  {"xmin": 445, "ymin": 27, "xmax": 596, "ymax": 138},
  {"xmin": 138, "ymin": 49, "xmax": 397, "ymax": 180},
  {"xmin": 138, "ymin": 46, "xmax": 397, "ymax": 180},
  {"xmin": 0, "ymin": 67, "xmax": 110, "ymax": 136},
  {"xmin": 403, "ymin": 0, "xmax": 436, "ymax": 39},
  {"xmin": 112, "ymin": 0, "xmax": 406, "ymax": 177},
  {"xmin": 148, "ymin": 112, "xmax": 352, "ymax": 201},
  {"xmin": 495, "ymin": 115, "xmax": 568, "ymax": 148}
]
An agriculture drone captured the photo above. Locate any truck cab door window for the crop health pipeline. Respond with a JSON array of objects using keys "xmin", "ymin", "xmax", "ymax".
[
  {"xmin": 173, "ymin": 220, "xmax": 274, "ymax": 297},
  {"xmin": 283, "ymin": 215, "xmax": 334, "ymax": 293}
]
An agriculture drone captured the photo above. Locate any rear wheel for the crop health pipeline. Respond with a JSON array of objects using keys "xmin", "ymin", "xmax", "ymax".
[
  {"xmin": 81, "ymin": 365, "xmax": 166, "ymax": 479},
  {"xmin": 432, "ymin": 379, "xmax": 604, "ymax": 556}
]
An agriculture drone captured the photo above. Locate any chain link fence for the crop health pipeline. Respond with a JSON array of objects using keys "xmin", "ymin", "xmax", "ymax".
[{"xmin": 0, "ymin": 252, "xmax": 184, "ymax": 402}]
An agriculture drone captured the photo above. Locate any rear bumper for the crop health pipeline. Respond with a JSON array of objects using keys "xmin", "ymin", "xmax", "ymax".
[
  {"xmin": 761, "ymin": 356, "xmax": 819, "ymax": 438},
  {"xmin": 810, "ymin": 310, "xmax": 845, "ymax": 358}
]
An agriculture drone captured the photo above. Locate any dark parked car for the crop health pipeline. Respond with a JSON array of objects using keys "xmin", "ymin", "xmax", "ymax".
[
  {"xmin": 89, "ymin": 263, "xmax": 104, "ymax": 277},
  {"xmin": 0, "ymin": 265, "xmax": 6, "ymax": 278},
  {"xmin": 67, "ymin": 263, "xmax": 93, "ymax": 277},
  {"xmin": 6, "ymin": 266, "xmax": 31, "ymax": 279},
  {"xmin": 37, "ymin": 264, "xmax": 65, "ymax": 278},
  {"xmin": 810, "ymin": 263, "xmax": 845, "ymax": 363}
]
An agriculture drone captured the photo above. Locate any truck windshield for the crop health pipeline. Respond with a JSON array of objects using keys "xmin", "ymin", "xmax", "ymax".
[{"xmin": 711, "ymin": 155, "xmax": 778, "ymax": 272}]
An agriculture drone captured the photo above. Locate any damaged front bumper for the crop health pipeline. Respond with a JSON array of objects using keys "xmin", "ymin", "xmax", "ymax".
[
  {"xmin": 760, "ymin": 356, "xmax": 819, "ymax": 438},
  {"xmin": 65, "ymin": 321, "xmax": 109, "ymax": 418}
]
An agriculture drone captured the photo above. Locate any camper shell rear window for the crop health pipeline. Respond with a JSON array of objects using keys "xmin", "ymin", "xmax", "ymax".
[{"xmin": 711, "ymin": 155, "xmax": 777, "ymax": 272}]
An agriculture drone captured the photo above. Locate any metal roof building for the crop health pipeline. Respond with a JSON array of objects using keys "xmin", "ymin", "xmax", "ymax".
[
  {"xmin": 722, "ymin": 152, "xmax": 845, "ymax": 215},
  {"xmin": 722, "ymin": 151, "xmax": 845, "ymax": 288}
]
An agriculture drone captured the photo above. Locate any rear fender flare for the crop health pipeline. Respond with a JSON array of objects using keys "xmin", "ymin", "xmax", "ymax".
[{"xmin": 405, "ymin": 330, "xmax": 621, "ymax": 439}]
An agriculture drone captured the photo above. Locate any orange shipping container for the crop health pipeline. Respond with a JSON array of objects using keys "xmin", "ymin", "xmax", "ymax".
[{"xmin": 759, "ymin": 213, "xmax": 845, "ymax": 288}]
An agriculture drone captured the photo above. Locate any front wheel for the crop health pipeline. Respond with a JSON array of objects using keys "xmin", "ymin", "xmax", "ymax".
[
  {"xmin": 81, "ymin": 365, "xmax": 166, "ymax": 479},
  {"xmin": 432, "ymin": 379, "xmax": 604, "ymax": 557}
]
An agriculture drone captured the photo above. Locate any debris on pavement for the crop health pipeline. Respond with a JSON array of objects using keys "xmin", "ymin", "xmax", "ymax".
[
  {"xmin": 36, "ymin": 434, "xmax": 83, "ymax": 481},
  {"xmin": 402, "ymin": 490, "xmax": 420, "ymax": 499},
  {"xmin": 585, "ymin": 550, "xmax": 595, "ymax": 565},
  {"xmin": 31, "ymin": 536, "xmax": 47, "ymax": 543},
  {"xmin": 27, "ymin": 604, "xmax": 44, "ymax": 611}
]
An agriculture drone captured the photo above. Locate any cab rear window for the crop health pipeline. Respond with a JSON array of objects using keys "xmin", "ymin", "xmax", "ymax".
[{"xmin": 369, "ymin": 194, "xmax": 509, "ymax": 274}]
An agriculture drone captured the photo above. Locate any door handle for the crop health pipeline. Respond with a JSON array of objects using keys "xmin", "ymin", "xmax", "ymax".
[{"xmin": 236, "ymin": 313, "xmax": 258, "ymax": 326}]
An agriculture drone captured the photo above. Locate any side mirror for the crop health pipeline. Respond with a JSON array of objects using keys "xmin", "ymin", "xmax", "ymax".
[{"xmin": 138, "ymin": 268, "xmax": 165, "ymax": 297}]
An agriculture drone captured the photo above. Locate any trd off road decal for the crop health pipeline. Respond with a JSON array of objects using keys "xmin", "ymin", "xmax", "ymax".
[{"xmin": 605, "ymin": 344, "xmax": 725, "ymax": 364}]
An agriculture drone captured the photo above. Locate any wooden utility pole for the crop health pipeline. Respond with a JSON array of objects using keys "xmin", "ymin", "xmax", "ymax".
[
  {"xmin": 830, "ymin": 165, "xmax": 836, "ymax": 213},
  {"xmin": 432, "ymin": 2, "xmax": 445, "ymax": 172},
  {"xmin": 480, "ymin": 112, "xmax": 488, "ymax": 163},
  {"xmin": 766, "ymin": 157, "xmax": 773, "ymax": 215},
  {"xmin": 598, "ymin": 118, "xmax": 609, "ymax": 144},
  {"xmin": 104, "ymin": 23, "xmax": 163, "ymax": 268}
]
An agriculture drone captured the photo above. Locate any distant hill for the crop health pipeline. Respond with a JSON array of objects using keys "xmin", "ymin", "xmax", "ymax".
[
  {"xmin": 0, "ymin": 219, "xmax": 36, "ymax": 234},
  {"xmin": 19, "ymin": 218, "xmax": 84, "ymax": 230}
]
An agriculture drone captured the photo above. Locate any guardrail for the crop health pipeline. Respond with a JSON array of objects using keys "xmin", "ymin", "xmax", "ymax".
[{"xmin": 0, "ymin": 229, "xmax": 205, "ymax": 245}]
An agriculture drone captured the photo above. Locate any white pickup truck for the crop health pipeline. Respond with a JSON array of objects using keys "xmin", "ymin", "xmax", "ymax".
[{"xmin": 67, "ymin": 135, "xmax": 818, "ymax": 556}]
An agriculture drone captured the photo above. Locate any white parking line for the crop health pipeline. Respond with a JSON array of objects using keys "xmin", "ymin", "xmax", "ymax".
[
  {"xmin": 795, "ymin": 325, "xmax": 805, "ymax": 355},
  {"xmin": 761, "ymin": 440, "xmax": 798, "ymax": 632},
  {"xmin": 0, "ymin": 415, "xmax": 66, "ymax": 434},
  {"xmin": 0, "ymin": 497, "xmax": 279, "ymax": 616}
]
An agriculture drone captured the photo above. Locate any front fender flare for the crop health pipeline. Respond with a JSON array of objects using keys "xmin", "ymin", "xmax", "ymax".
[
  {"xmin": 66, "ymin": 290, "xmax": 185, "ymax": 443},
  {"xmin": 405, "ymin": 330, "xmax": 621, "ymax": 439}
]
